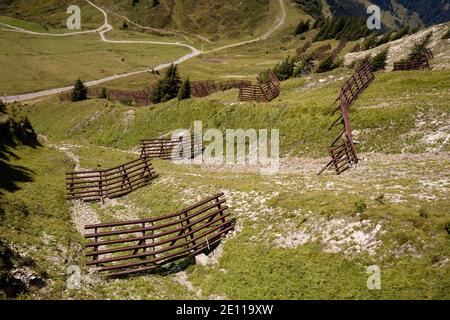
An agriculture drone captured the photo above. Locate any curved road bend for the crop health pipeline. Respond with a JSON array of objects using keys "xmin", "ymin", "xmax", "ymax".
[{"xmin": 2, "ymin": 0, "xmax": 286, "ymax": 103}]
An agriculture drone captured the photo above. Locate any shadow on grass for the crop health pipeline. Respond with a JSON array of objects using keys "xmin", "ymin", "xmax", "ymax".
[{"xmin": 0, "ymin": 141, "xmax": 39, "ymax": 195}]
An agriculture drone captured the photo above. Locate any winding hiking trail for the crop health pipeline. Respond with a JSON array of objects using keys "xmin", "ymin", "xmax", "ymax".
[{"xmin": 1, "ymin": 0, "xmax": 287, "ymax": 103}]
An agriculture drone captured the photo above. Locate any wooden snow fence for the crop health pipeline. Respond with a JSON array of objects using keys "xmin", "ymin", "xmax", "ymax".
[
  {"xmin": 60, "ymin": 87, "xmax": 152, "ymax": 106},
  {"xmin": 190, "ymin": 80, "xmax": 251, "ymax": 98},
  {"xmin": 140, "ymin": 135, "xmax": 203, "ymax": 160},
  {"xmin": 238, "ymin": 71, "xmax": 280, "ymax": 103},
  {"xmin": 393, "ymin": 49, "xmax": 433, "ymax": 71},
  {"xmin": 66, "ymin": 157, "xmax": 158, "ymax": 202},
  {"xmin": 84, "ymin": 192, "xmax": 236, "ymax": 278},
  {"xmin": 296, "ymin": 41, "xmax": 312, "ymax": 57},
  {"xmin": 319, "ymin": 61, "xmax": 375, "ymax": 175}
]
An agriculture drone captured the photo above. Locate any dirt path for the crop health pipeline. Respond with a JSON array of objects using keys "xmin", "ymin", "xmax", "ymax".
[
  {"xmin": 1, "ymin": 0, "xmax": 287, "ymax": 103},
  {"xmin": 50, "ymin": 143, "xmax": 101, "ymax": 234},
  {"xmin": 205, "ymin": 0, "xmax": 287, "ymax": 54}
]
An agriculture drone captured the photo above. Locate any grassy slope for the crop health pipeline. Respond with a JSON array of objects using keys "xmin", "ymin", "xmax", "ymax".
[
  {"xmin": 0, "ymin": 0, "xmax": 306, "ymax": 95},
  {"xmin": 16, "ymin": 142, "xmax": 447, "ymax": 299},
  {"xmin": 0, "ymin": 144, "xmax": 81, "ymax": 298},
  {"xmin": 0, "ymin": 30, "xmax": 190, "ymax": 95},
  {"xmin": 0, "ymin": 144, "xmax": 200, "ymax": 299},
  {"xmin": 1, "ymin": 0, "xmax": 449, "ymax": 300},
  {"xmin": 6, "ymin": 66, "xmax": 450, "ymax": 301},
  {"xmin": 25, "ymin": 69, "xmax": 450, "ymax": 157},
  {"xmin": 0, "ymin": 0, "xmax": 299, "ymax": 95},
  {"xmin": 0, "ymin": 0, "xmax": 104, "ymax": 31},
  {"xmin": 0, "ymin": 0, "xmax": 277, "ymax": 41}
]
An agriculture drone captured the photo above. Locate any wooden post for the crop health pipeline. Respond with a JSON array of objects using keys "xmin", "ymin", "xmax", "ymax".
[
  {"xmin": 216, "ymin": 196, "xmax": 226, "ymax": 225},
  {"xmin": 93, "ymin": 227, "xmax": 99, "ymax": 262},
  {"xmin": 70, "ymin": 174, "xmax": 75, "ymax": 199},
  {"xmin": 184, "ymin": 211, "xmax": 196, "ymax": 251}
]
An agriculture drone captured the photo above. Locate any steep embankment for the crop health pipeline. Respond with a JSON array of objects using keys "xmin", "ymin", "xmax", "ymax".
[
  {"xmin": 0, "ymin": 103, "xmax": 83, "ymax": 299},
  {"xmin": 25, "ymin": 69, "xmax": 450, "ymax": 157}
]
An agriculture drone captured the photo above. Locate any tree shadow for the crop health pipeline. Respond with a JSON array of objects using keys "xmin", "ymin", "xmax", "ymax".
[
  {"xmin": 0, "ymin": 158, "xmax": 34, "ymax": 194},
  {"xmin": 0, "ymin": 141, "xmax": 38, "ymax": 195}
]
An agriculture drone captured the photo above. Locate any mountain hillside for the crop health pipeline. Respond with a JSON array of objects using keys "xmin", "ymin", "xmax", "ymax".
[
  {"xmin": 0, "ymin": 0, "xmax": 104, "ymax": 30},
  {"xmin": 0, "ymin": 0, "xmax": 275, "ymax": 40},
  {"xmin": 344, "ymin": 23, "xmax": 450, "ymax": 70},
  {"xmin": 100, "ymin": 0, "xmax": 273, "ymax": 40},
  {"xmin": 296, "ymin": 0, "xmax": 450, "ymax": 29}
]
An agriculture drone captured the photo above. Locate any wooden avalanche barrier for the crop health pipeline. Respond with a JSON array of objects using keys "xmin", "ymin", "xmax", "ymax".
[
  {"xmin": 296, "ymin": 41, "xmax": 311, "ymax": 56},
  {"xmin": 337, "ymin": 61, "xmax": 375, "ymax": 108},
  {"xmin": 238, "ymin": 71, "xmax": 280, "ymax": 103},
  {"xmin": 314, "ymin": 43, "xmax": 332, "ymax": 55},
  {"xmin": 299, "ymin": 42, "xmax": 343, "ymax": 62},
  {"xmin": 319, "ymin": 61, "xmax": 375, "ymax": 175},
  {"xmin": 84, "ymin": 193, "xmax": 236, "ymax": 277},
  {"xmin": 190, "ymin": 80, "xmax": 251, "ymax": 98},
  {"xmin": 331, "ymin": 41, "xmax": 347, "ymax": 59},
  {"xmin": 140, "ymin": 135, "xmax": 203, "ymax": 160},
  {"xmin": 315, "ymin": 52, "xmax": 332, "ymax": 61},
  {"xmin": 393, "ymin": 49, "xmax": 433, "ymax": 71},
  {"xmin": 60, "ymin": 87, "xmax": 152, "ymax": 106},
  {"xmin": 66, "ymin": 157, "xmax": 158, "ymax": 202}
]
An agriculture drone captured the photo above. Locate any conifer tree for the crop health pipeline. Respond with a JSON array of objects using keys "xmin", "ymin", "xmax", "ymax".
[
  {"xmin": 178, "ymin": 78, "xmax": 191, "ymax": 101},
  {"xmin": 71, "ymin": 79, "xmax": 88, "ymax": 102},
  {"xmin": 151, "ymin": 64, "xmax": 182, "ymax": 103}
]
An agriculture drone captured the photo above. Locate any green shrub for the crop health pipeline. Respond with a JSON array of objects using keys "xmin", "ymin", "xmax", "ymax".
[
  {"xmin": 410, "ymin": 26, "xmax": 421, "ymax": 34},
  {"xmin": 151, "ymin": 64, "xmax": 182, "ymax": 103},
  {"xmin": 446, "ymin": 223, "xmax": 450, "ymax": 235},
  {"xmin": 295, "ymin": 0, "xmax": 323, "ymax": 21},
  {"xmin": 375, "ymin": 194, "xmax": 385, "ymax": 204},
  {"xmin": 0, "ymin": 106, "xmax": 38, "ymax": 146},
  {"xmin": 316, "ymin": 56, "xmax": 337, "ymax": 73},
  {"xmin": 99, "ymin": 87, "xmax": 108, "ymax": 99},
  {"xmin": 293, "ymin": 55, "xmax": 315, "ymax": 77},
  {"xmin": 370, "ymin": 48, "xmax": 389, "ymax": 71},
  {"xmin": 375, "ymin": 31, "xmax": 393, "ymax": 47},
  {"xmin": 390, "ymin": 26, "xmax": 409, "ymax": 41},
  {"xmin": 362, "ymin": 34, "xmax": 378, "ymax": 50},
  {"xmin": 354, "ymin": 200, "xmax": 367, "ymax": 213},
  {"xmin": 273, "ymin": 57, "xmax": 295, "ymax": 81},
  {"xmin": 71, "ymin": 79, "xmax": 88, "ymax": 102},
  {"xmin": 177, "ymin": 78, "xmax": 191, "ymax": 101},
  {"xmin": 419, "ymin": 207, "xmax": 428, "ymax": 219},
  {"xmin": 407, "ymin": 32, "xmax": 433, "ymax": 62},
  {"xmin": 314, "ymin": 16, "xmax": 371, "ymax": 42},
  {"xmin": 120, "ymin": 97, "xmax": 133, "ymax": 106}
]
